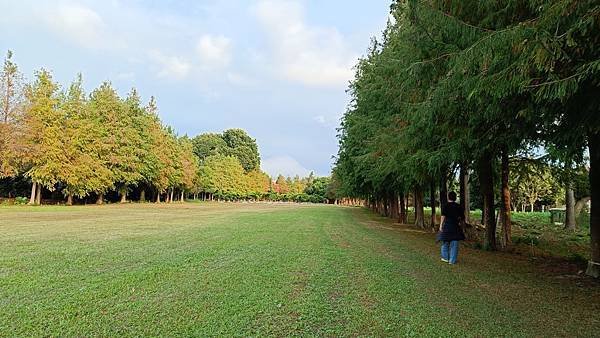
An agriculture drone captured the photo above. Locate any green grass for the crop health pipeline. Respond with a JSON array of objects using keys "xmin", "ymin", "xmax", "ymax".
[{"xmin": 1, "ymin": 203, "xmax": 599, "ymax": 336}]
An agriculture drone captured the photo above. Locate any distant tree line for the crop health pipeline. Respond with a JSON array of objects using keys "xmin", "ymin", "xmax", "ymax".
[
  {"xmin": 0, "ymin": 52, "xmax": 330, "ymax": 205},
  {"xmin": 191, "ymin": 130, "xmax": 333, "ymax": 203},
  {"xmin": 331, "ymin": 1, "xmax": 599, "ymax": 277}
]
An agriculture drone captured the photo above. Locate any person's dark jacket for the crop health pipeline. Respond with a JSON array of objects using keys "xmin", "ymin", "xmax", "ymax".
[{"xmin": 436, "ymin": 201, "xmax": 466, "ymax": 242}]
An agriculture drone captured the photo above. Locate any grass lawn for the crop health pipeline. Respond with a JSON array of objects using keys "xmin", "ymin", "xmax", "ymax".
[{"xmin": 1, "ymin": 203, "xmax": 599, "ymax": 336}]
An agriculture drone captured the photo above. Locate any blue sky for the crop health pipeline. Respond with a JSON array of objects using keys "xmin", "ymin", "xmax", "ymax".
[{"xmin": 0, "ymin": 0, "xmax": 391, "ymax": 177}]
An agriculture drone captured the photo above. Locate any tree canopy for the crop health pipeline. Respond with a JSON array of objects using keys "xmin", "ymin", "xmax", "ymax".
[{"xmin": 332, "ymin": 0, "xmax": 599, "ymax": 277}]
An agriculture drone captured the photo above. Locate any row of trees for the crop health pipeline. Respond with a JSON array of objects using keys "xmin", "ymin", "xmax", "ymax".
[
  {"xmin": 333, "ymin": 1, "xmax": 598, "ymax": 277},
  {"xmin": 0, "ymin": 51, "xmax": 198, "ymax": 204},
  {"xmin": 0, "ymin": 52, "xmax": 331, "ymax": 204}
]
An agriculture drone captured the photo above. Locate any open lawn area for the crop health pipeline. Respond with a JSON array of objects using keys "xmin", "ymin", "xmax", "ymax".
[{"xmin": 1, "ymin": 203, "xmax": 599, "ymax": 336}]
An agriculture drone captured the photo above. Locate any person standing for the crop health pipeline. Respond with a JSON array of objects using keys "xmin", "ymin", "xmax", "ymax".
[{"xmin": 437, "ymin": 191, "xmax": 466, "ymax": 264}]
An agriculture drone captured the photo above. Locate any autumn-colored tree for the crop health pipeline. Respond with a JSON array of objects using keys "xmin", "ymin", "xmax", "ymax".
[
  {"xmin": 246, "ymin": 169, "xmax": 270, "ymax": 200},
  {"xmin": 274, "ymin": 174, "xmax": 289, "ymax": 194},
  {"xmin": 23, "ymin": 69, "xmax": 63, "ymax": 204},
  {"xmin": 199, "ymin": 155, "xmax": 247, "ymax": 200},
  {"xmin": 89, "ymin": 82, "xmax": 145, "ymax": 204},
  {"xmin": 60, "ymin": 75, "xmax": 112, "ymax": 204},
  {"xmin": 145, "ymin": 97, "xmax": 176, "ymax": 203},
  {"xmin": 177, "ymin": 136, "xmax": 200, "ymax": 201},
  {"xmin": 0, "ymin": 51, "xmax": 25, "ymax": 179}
]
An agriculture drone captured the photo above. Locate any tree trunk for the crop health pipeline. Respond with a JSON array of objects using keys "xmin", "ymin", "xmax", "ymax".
[
  {"xmin": 29, "ymin": 182, "xmax": 37, "ymax": 205},
  {"xmin": 169, "ymin": 189, "xmax": 174, "ymax": 203},
  {"xmin": 500, "ymin": 148, "xmax": 512, "ymax": 248},
  {"xmin": 586, "ymin": 131, "xmax": 600, "ymax": 278},
  {"xmin": 120, "ymin": 190, "xmax": 127, "ymax": 203},
  {"xmin": 430, "ymin": 181, "xmax": 436, "ymax": 228},
  {"xmin": 531, "ymin": 203, "xmax": 534, "ymax": 213},
  {"xmin": 66, "ymin": 193, "xmax": 73, "ymax": 206},
  {"xmin": 382, "ymin": 197, "xmax": 389, "ymax": 217},
  {"xmin": 440, "ymin": 170, "xmax": 448, "ymax": 211},
  {"xmin": 180, "ymin": 191, "xmax": 184, "ymax": 202},
  {"xmin": 35, "ymin": 185, "xmax": 42, "ymax": 205},
  {"xmin": 389, "ymin": 193, "xmax": 399, "ymax": 219},
  {"xmin": 414, "ymin": 186, "xmax": 425, "ymax": 228},
  {"xmin": 156, "ymin": 191, "xmax": 161, "ymax": 203},
  {"xmin": 482, "ymin": 204, "xmax": 487, "ymax": 225},
  {"xmin": 565, "ymin": 183, "xmax": 576, "ymax": 230},
  {"xmin": 96, "ymin": 193, "xmax": 104, "ymax": 205},
  {"xmin": 478, "ymin": 152, "xmax": 496, "ymax": 251},
  {"xmin": 399, "ymin": 192, "xmax": 407, "ymax": 223},
  {"xmin": 460, "ymin": 164, "xmax": 470, "ymax": 224},
  {"xmin": 140, "ymin": 190, "xmax": 146, "ymax": 202}
]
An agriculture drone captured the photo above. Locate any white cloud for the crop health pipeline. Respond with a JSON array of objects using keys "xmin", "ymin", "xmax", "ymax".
[
  {"xmin": 254, "ymin": 0, "xmax": 356, "ymax": 87},
  {"xmin": 43, "ymin": 3, "xmax": 122, "ymax": 50},
  {"xmin": 262, "ymin": 155, "xmax": 312, "ymax": 178},
  {"xmin": 149, "ymin": 50, "xmax": 192, "ymax": 80},
  {"xmin": 226, "ymin": 72, "xmax": 256, "ymax": 86},
  {"xmin": 196, "ymin": 34, "xmax": 233, "ymax": 69}
]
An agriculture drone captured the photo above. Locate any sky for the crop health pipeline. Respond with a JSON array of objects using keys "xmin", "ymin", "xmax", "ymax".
[{"xmin": 0, "ymin": 0, "xmax": 391, "ymax": 177}]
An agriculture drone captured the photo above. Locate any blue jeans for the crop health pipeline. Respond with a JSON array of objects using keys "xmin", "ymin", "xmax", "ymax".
[{"xmin": 441, "ymin": 241, "xmax": 459, "ymax": 264}]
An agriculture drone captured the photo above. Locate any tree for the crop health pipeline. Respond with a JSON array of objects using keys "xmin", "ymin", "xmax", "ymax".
[
  {"xmin": 178, "ymin": 136, "xmax": 200, "ymax": 200},
  {"xmin": 246, "ymin": 169, "xmax": 270, "ymax": 200},
  {"xmin": 0, "ymin": 50, "xmax": 25, "ymax": 179},
  {"xmin": 192, "ymin": 133, "xmax": 228, "ymax": 162},
  {"xmin": 305, "ymin": 176, "xmax": 330, "ymax": 203},
  {"xmin": 200, "ymin": 155, "xmax": 247, "ymax": 200},
  {"xmin": 124, "ymin": 89, "xmax": 159, "ymax": 202},
  {"xmin": 23, "ymin": 69, "xmax": 63, "ymax": 204},
  {"xmin": 274, "ymin": 174, "xmax": 289, "ymax": 194},
  {"xmin": 60, "ymin": 75, "xmax": 112, "ymax": 204},
  {"xmin": 222, "ymin": 128, "xmax": 260, "ymax": 172},
  {"xmin": 89, "ymin": 82, "xmax": 145, "ymax": 203}
]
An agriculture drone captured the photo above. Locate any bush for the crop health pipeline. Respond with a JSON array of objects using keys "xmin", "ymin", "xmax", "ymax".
[{"xmin": 14, "ymin": 197, "xmax": 28, "ymax": 205}]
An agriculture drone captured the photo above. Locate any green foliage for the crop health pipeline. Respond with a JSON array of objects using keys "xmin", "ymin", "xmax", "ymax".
[
  {"xmin": 24, "ymin": 69, "xmax": 63, "ymax": 190},
  {"xmin": 332, "ymin": 0, "xmax": 598, "ymax": 259},
  {"xmin": 222, "ymin": 128, "xmax": 261, "ymax": 172},
  {"xmin": 304, "ymin": 177, "xmax": 331, "ymax": 203},
  {"xmin": 192, "ymin": 129, "xmax": 260, "ymax": 172},
  {"xmin": 510, "ymin": 159, "xmax": 562, "ymax": 211},
  {"xmin": 192, "ymin": 133, "xmax": 228, "ymax": 162},
  {"xmin": 199, "ymin": 154, "xmax": 247, "ymax": 197},
  {"xmin": 13, "ymin": 196, "xmax": 28, "ymax": 205}
]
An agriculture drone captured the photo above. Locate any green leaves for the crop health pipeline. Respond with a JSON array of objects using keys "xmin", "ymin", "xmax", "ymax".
[
  {"xmin": 193, "ymin": 129, "xmax": 261, "ymax": 173},
  {"xmin": 334, "ymin": 0, "xmax": 598, "ymax": 203}
]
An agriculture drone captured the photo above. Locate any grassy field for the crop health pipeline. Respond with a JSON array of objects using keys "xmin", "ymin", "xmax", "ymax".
[{"xmin": 1, "ymin": 203, "xmax": 599, "ymax": 336}]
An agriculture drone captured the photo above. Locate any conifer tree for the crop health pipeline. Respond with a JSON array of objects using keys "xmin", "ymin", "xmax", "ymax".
[
  {"xmin": 23, "ymin": 69, "xmax": 63, "ymax": 204},
  {"xmin": 0, "ymin": 50, "xmax": 25, "ymax": 179}
]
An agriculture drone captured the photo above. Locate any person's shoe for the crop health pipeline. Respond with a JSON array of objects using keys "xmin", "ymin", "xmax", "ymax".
[{"xmin": 441, "ymin": 258, "xmax": 449, "ymax": 263}]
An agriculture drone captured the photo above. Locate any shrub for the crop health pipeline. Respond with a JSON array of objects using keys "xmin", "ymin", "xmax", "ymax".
[{"xmin": 14, "ymin": 197, "xmax": 29, "ymax": 205}]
